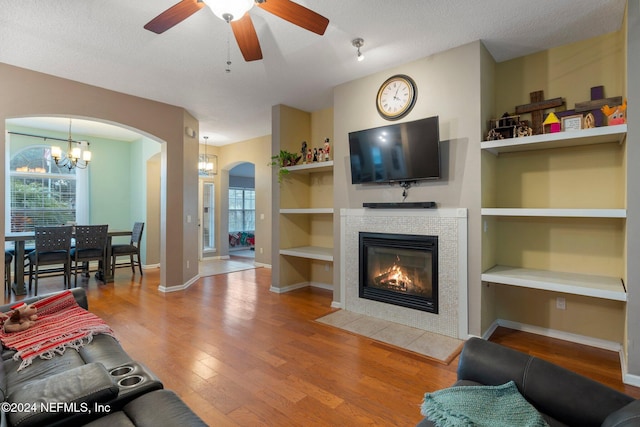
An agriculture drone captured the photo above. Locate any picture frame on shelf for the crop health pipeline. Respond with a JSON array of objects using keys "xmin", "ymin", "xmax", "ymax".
[{"xmin": 561, "ymin": 114, "xmax": 583, "ymax": 132}]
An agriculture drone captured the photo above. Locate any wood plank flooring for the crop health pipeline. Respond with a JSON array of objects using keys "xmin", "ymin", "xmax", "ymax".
[{"xmin": 4, "ymin": 266, "xmax": 640, "ymax": 425}]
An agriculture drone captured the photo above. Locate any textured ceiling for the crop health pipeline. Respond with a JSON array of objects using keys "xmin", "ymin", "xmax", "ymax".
[{"xmin": 0, "ymin": 0, "xmax": 627, "ymax": 145}]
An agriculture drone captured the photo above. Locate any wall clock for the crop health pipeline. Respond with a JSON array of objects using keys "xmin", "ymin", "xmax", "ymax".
[{"xmin": 376, "ymin": 74, "xmax": 417, "ymax": 120}]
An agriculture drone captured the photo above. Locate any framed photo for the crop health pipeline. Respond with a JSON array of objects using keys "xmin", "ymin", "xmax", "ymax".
[{"xmin": 561, "ymin": 114, "xmax": 583, "ymax": 132}]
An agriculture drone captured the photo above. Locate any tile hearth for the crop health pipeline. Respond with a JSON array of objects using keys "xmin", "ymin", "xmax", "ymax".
[{"xmin": 317, "ymin": 309, "xmax": 463, "ymax": 363}]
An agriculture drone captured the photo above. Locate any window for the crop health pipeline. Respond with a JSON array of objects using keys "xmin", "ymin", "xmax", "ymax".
[
  {"xmin": 228, "ymin": 188, "xmax": 255, "ymax": 232},
  {"xmin": 9, "ymin": 145, "xmax": 77, "ymax": 232}
]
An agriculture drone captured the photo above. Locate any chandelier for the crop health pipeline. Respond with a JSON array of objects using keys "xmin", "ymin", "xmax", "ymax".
[
  {"xmin": 51, "ymin": 119, "xmax": 92, "ymax": 170},
  {"xmin": 199, "ymin": 136, "xmax": 217, "ymax": 176}
]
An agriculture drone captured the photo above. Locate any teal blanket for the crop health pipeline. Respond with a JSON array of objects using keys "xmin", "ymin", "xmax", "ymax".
[{"xmin": 421, "ymin": 381, "xmax": 549, "ymax": 427}]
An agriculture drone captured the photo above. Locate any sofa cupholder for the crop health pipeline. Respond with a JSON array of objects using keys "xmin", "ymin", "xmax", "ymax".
[
  {"xmin": 110, "ymin": 366, "xmax": 135, "ymax": 377},
  {"xmin": 117, "ymin": 375, "xmax": 145, "ymax": 388}
]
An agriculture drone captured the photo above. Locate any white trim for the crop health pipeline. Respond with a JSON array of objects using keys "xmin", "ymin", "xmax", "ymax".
[
  {"xmin": 143, "ymin": 263, "xmax": 160, "ymax": 270},
  {"xmin": 158, "ymin": 274, "xmax": 199, "ymax": 293},
  {"xmin": 269, "ymin": 281, "xmax": 309, "ymax": 293},
  {"xmin": 623, "ymin": 373, "xmax": 640, "ymax": 388},
  {"xmin": 253, "ymin": 262, "xmax": 271, "ymax": 269},
  {"xmin": 482, "ymin": 320, "xmax": 501, "ymax": 340},
  {"xmin": 457, "ymin": 210, "xmax": 469, "ymax": 339},
  {"xmin": 309, "ymin": 281, "xmax": 333, "ymax": 291},
  {"xmin": 331, "ymin": 301, "xmax": 343, "ymax": 309},
  {"xmin": 494, "ymin": 319, "xmax": 622, "ymax": 352}
]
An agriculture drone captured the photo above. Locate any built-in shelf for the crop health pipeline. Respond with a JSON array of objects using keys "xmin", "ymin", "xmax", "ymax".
[
  {"xmin": 481, "ymin": 208, "xmax": 627, "ymax": 218},
  {"xmin": 280, "ymin": 208, "xmax": 334, "ymax": 214},
  {"xmin": 286, "ymin": 161, "xmax": 333, "ymax": 173},
  {"xmin": 481, "ymin": 124, "xmax": 627, "ymax": 155},
  {"xmin": 482, "ymin": 265, "xmax": 626, "ymax": 301},
  {"xmin": 279, "ymin": 246, "xmax": 334, "ymax": 262}
]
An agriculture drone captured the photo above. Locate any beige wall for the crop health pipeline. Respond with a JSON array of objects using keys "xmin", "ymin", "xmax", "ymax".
[
  {"xmin": 333, "ymin": 42, "xmax": 484, "ymax": 334},
  {"xmin": 146, "ymin": 153, "xmax": 162, "ymax": 266},
  {"xmin": 0, "ymin": 62, "xmax": 198, "ymax": 290}
]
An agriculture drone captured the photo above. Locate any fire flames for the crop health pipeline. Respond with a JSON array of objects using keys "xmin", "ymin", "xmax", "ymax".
[{"xmin": 373, "ymin": 261, "xmax": 412, "ymax": 292}]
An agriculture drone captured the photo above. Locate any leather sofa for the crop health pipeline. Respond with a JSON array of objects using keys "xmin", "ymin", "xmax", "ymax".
[
  {"xmin": 418, "ymin": 337, "xmax": 640, "ymax": 427},
  {"xmin": 0, "ymin": 288, "xmax": 206, "ymax": 427}
]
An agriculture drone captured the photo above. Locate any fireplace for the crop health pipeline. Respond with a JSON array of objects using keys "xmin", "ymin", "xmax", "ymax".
[{"xmin": 359, "ymin": 232, "xmax": 438, "ymax": 313}]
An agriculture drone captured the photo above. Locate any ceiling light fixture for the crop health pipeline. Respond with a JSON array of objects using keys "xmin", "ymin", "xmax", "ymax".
[
  {"xmin": 199, "ymin": 136, "xmax": 217, "ymax": 176},
  {"xmin": 51, "ymin": 119, "xmax": 92, "ymax": 170},
  {"xmin": 209, "ymin": 0, "xmax": 254, "ymax": 22},
  {"xmin": 352, "ymin": 38, "xmax": 365, "ymax": 62}
]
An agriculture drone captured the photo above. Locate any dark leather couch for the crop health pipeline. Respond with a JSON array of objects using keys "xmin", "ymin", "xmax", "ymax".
[
  {"xmin": 418, "ymin": 337, "xmax": 640, "ymax": 427},
  {"xmin": 0, "ymin": 289, "xmax": 206, "ymax": 427}
]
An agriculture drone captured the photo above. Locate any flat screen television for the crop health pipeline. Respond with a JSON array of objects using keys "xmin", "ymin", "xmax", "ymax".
[{"xmin": 348, "ymin": 116, "xmax": 440, "ymax": 184}]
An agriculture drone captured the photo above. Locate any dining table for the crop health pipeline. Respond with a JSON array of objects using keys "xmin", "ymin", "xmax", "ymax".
[{"xmin": 4, "ymin": 229, "xmax": 132, "ymax": 296}]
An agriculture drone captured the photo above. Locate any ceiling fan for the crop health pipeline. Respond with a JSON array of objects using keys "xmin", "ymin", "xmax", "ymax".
[{"xmin": 144, "ymin": 0, "xmax": 329, "ymax": 62}]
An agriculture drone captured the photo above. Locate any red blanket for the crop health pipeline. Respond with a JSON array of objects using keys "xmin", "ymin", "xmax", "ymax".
[{"xmin": 0, "ymin": 291, "xmax": 115, "ymax": 371}]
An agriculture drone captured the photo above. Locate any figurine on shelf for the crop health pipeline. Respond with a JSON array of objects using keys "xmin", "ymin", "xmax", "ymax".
[
  {"xmin": 515, "ymin": 121, "xmax": 532, "ymax": 137},
  {"xmin": 306, "ymin": 148, "xmax": 313, "ymax": 164},
  {"xmin": 584, "ymin": 112, "xmax": 596, "ymax": 128},
  {"xmin": 301, "ymin": 141, "xmax": 308, "ymax": 164},
  {"xmin": 602, "ymin": 99, "xmax": 627, "ymax": 125},
  {"xmin": 313, "ymin": 147, "xmax": 318, "ymax": 162},
  {"xmin": 542, "ymin": 112, "xmax": 561, "ymax": 133},
  {"xmin": 486, "ymin": 128, "xmax": 504, "ymax": 141},
  {"xmin": 323, "ymin": 138, "xmax": 331, "ymax": 161}
]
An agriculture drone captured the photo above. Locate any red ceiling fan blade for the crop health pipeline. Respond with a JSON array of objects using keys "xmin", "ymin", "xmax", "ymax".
[
  {"xmin": 257, "ymin": 0, "xmax": 329, "ymax": 36},
  {"xmin": 144, "ymin": 0, "xmax": 206, "ymax": 34},
  {"xmin": 231, "ymin": 14, "xmax": 263, "ymax": 62}
]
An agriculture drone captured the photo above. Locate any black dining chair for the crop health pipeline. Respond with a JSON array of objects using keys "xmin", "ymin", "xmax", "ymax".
[
  {"xmin": 27, "ymin": 226, "xmax": 73, "ymax": 296},
  {"xmin": 71, "ymin": 225, "xmax": 109, "ymax": 287},
  {"xmin": 111, "ymin": 222, "xmax": 144, "ymax": 276}
]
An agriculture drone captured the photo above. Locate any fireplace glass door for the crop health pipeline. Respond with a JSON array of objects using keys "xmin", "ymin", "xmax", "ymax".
[{"xmin": 359, "ymin": 232, "xmax": 438, "ymax": 313}]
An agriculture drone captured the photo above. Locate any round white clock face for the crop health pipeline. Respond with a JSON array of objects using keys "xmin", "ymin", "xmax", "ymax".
[{"xmin": 376, "ymin": 75, "xmax": 417, "ymax": 120}]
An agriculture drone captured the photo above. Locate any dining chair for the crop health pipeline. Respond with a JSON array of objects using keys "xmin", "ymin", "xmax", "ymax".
[
  {"xmin": 4, "ymin": 251, "xmax": 12, "ymax": 295},
  {"xmin": 111, "ymin": 222, "xmax": 144, "ymax": 276},
  {"xmin": 70, "ymin": 225, "xmax": 109, "ymax": 287},
  {"xmin": 27, "ymin": 226, "xmax": 73, "ymax": 296}
]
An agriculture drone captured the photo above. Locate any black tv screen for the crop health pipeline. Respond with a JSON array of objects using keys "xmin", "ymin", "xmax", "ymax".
[{"xmin": 348, "ymin": 116, "xmax": 440, "ymax": 184}]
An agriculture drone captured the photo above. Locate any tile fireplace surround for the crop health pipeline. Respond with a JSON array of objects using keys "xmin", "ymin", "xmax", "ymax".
[{"xmin": 339, "ymin": 208, "xmax": 468, "ymax": 339}]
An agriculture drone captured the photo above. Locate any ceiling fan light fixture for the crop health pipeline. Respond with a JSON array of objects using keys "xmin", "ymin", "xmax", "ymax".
[{"xmin": 209, "ymin": 0, "xmax": 254, "ymax": 22}]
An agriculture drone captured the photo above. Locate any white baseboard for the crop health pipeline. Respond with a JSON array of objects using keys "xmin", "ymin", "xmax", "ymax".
[
  {"xmin": 142, "ymin": 263, "xmax": 160, "ymax": 270},
  {"xmin": 158, "ymin": 274, "xmax": 199, "ymax": 293},
  {"xmin": 253, "ymin": 262, "xmax": 271, "ymax": 269},
  {"xmin": 309, "ymin": 281, "xmax": 333, "ymax": 291},
  {"xmin": 492, "ymin": 319, "xmax": 623, "ymax": 352},
  {"xmin": 623, "ymin": 372, "xmax": 640, "ymax": 387},
  {"xmin": 269, "ymin": 282, "xmax": 309, "ymax": 293},
  {"xmin": 331, "ymin": 301, "xmax": 343, "ymax": 309}
]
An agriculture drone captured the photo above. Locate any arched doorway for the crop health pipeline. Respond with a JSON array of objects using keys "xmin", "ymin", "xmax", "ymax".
[
  {"xmin": 228, "ymin": 162, "xmax": 256, "ymax": 260},
  {"xmin": 5, "ymin": 116, "xmax": 162, "ymax": 280}
]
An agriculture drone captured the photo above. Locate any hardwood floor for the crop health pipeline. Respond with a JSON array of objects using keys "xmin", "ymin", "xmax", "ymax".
[{"xmin": 4, "ymin": 267, "xmax": 640, "ymax": 425}]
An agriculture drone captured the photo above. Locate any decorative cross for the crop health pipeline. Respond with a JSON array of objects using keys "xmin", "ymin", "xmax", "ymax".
[
  {"xmin": 574, "ymin": 86, "xmax": 622, "ymax": 127},
  {"xmin": 515, "ymin": 90, "xmax": 564, "ymax": 135}
]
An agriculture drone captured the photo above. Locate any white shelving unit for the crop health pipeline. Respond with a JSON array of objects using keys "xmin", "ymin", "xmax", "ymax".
[
  {"xmin": 481, "ymin": 126, "xmax": 627, "ymax": 302},
  {"xmin": 286, "ymin": 161, "xmax": 333, "ymax": 173},
  {"xmin": 481, "ymin": 265, "xmax": 626, "ymax": 301},
  {"xmin": 481, "ymin": 124, "xmax": 627, "ymax": 155},
  {"xmin": 279, "ymin": 246, "xmax": 334, "ymax": 262},
  {"xmin": 481, "ymin": 208, "xmax": 626, "ymax": 218},
  {"xmin": 280, "ymin": 208, "xmax": 334, "ymax": 214}
]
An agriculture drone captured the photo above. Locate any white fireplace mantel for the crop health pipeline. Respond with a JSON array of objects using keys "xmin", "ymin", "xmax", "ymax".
[{"xmin": 339, "ymin": 208, "xmax": 468, "ymax": 339}]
